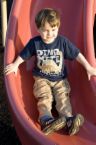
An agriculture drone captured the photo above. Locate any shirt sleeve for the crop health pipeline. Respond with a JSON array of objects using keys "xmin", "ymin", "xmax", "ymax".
[
  {"xmin": 19, "ymin": 39, "xmax": 36, "ymax": 60},
  {"xmin": 64, "ymin": 38, "xmax": 80, "ymax": 60}
]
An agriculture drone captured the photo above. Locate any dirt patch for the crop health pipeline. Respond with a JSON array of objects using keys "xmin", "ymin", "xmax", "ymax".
[{"xmin": 0, "ymin": 50, "xmax": 21, "ymax": 145}]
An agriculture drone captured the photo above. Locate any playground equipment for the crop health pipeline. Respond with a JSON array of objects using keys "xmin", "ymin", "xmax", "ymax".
[
  {"xmin": 1, "ymin": 0, "xmax": 7, "ymax": 46},
  {"xmin": 4, "ymin": 0, "xmax": 96, "ymax": 144}
]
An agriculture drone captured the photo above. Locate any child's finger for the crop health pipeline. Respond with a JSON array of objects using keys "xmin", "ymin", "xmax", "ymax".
[{"xmin": 88, "ymin": 73, "xmax": 91, "ymax": 80}]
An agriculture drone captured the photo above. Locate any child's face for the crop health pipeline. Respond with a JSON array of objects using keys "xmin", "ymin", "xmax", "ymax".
[{"xmin": 38, "ymin": 22, "xmax": 59, "ymax": 44}]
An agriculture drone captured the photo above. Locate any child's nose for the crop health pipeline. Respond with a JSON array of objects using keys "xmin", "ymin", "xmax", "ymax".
[{"xmin": 47, "ymin": 31, "xmax": 52, "ymax": 36}]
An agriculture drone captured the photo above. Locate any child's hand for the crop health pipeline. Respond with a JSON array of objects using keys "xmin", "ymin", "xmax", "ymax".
[
  {"xmin": 4, "ymin": 63, "xmax": 18, "ymax": 75},
  {"xmin": 87, "ymin": 66, "xmax": 96, "ymax": 80},
  {"xmin": 4, "ymin": 56, "xmax": 24, "ymax": 75}
]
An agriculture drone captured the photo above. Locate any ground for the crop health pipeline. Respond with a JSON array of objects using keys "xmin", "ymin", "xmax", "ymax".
[{"xmin": 0, "ymin": 49, "xmax": 21, "ymax": 145}]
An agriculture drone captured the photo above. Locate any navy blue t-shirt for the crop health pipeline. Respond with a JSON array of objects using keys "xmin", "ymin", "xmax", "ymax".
[{"xmin": 19, "ymin": 35, "xmax": 80, "ymax": 81}]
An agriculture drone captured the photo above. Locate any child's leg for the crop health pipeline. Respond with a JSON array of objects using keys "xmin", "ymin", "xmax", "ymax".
[
  {"xmin": 33, "ymin": 77, "xmax": 66, "ymax": 135},
  {"xmin": 53, "ymin": 79, "xmax": 72, "ymax": 117},
  {"xmin": 33, "ymin": 77, "xmax": 53, "ymax": 118},
  {"xmin": 53, "ymin": 79, "xmax": 84, "ymax": 135}
]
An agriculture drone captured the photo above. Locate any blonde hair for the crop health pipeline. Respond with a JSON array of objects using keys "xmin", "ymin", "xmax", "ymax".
[{"xmin": 35, "ymin": 8, "xmax": 60, "ymax": 28}]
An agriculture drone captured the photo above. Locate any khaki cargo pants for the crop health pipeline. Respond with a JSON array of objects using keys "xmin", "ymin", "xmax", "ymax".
[{"xmin": 33, "ymin": 76, "xmax": 72, "ymax": 119}]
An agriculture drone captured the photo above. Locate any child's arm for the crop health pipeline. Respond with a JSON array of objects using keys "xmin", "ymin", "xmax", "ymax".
[
  {"xmin": 76, "ymin": 52, "xmax": 96, "ymax": 80},
  {"xmin": 4, "ymin": 56, "xmax": 24, "ymax": 75}
]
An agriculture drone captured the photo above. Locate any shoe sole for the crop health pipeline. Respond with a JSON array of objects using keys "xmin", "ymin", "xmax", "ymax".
[
  {"xmin": 69, "ymin": 114, "xmax": 84, "ymax": 136},
  {"xmin": 43, "ymin": 116, "xmax": 66, "ymax": 135}
]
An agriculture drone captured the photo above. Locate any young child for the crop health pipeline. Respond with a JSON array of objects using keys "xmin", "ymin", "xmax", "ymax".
[{"xmin": 4, "ymin": 8, "xmax": 96, "ymax": 136}]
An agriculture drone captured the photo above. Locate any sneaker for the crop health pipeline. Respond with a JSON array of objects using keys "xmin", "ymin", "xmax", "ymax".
[
  {"xmin": 40, "ymin": 116, "xmax": 66, "ymax": 135},
  {"xmin": 66, "ymin": 114, "xmax": 84, "ymax": 136}
]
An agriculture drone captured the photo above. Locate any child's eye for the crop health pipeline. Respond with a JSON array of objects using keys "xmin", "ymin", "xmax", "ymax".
[
  {"xmin": 40, "ymin": 28, "xmax": 46, "ymax": 32},
  {"xmin": 42, "ymin": 29, "xmax": 47, "ymax": 32}
]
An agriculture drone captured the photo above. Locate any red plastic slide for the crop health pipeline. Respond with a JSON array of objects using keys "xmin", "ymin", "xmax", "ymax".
[{"xmin": 4, "ymin": 0, "xmax": 96, "ymax": 145}]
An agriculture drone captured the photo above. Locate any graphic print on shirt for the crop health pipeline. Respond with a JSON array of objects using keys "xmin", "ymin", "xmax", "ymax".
[{"xmin": 37, "ymin": 49, "xmax": 63, "ymax": 76}]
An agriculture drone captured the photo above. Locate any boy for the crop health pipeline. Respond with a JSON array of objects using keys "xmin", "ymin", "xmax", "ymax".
[{"xmin": 4, "ymin": 8, "xmax": 96, "ymax": 136}]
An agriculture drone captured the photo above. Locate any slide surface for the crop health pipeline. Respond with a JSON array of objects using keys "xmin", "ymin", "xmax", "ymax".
[{"xmin": 4, "ymin": 0, "xmax": 96, "ymax": 145}]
